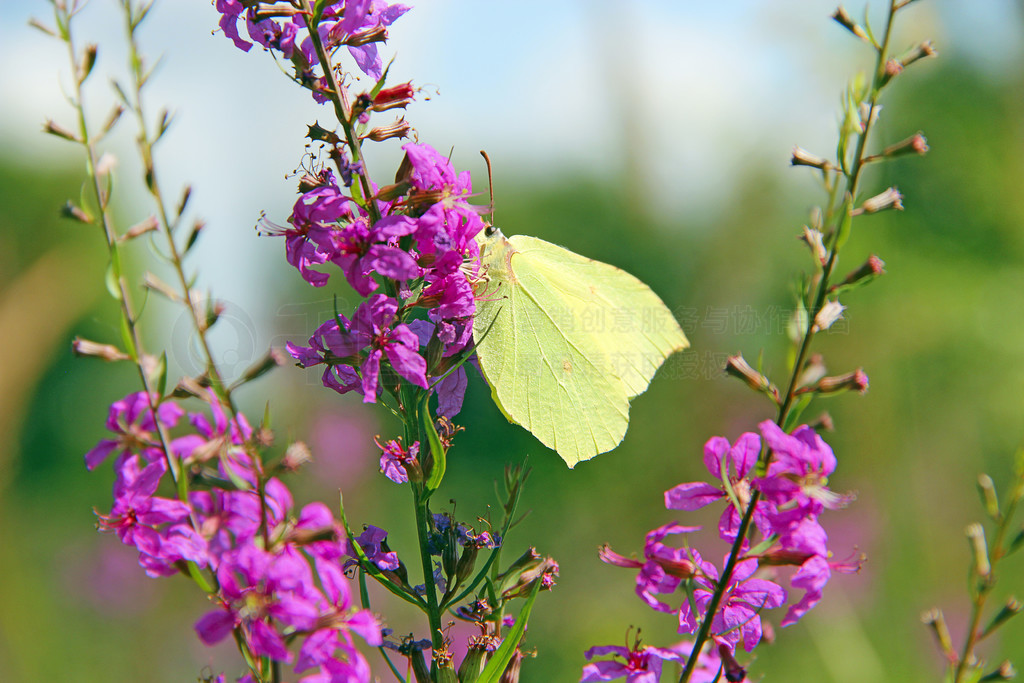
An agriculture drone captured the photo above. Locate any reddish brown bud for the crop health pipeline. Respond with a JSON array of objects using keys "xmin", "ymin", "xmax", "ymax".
[
  {"xmin": 801, "ymin": 368, "xmax": 869, "ymax": 395},
  {"xmin": 899, "ymin": 40, "xmax": 938, "ymax": 69},
  {"xmin": 372, "ymin": 82, "xmax": 415, "ymax": 111},
  {"xmin": 725, "ymin": 354, "xmax": 780, "ymax": 403},
  {"xmin": 836, "ymin": 254, "xmax": 886, "ymax": 290},
  {"xmin": 363, "ymin": 117, "xmax": 411, "ymax": 142}
]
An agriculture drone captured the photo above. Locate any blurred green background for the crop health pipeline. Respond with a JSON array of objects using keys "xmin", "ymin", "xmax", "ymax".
[{"xmin": 2, "ymin": 1, "xmax": 1024, "ymax": 682}]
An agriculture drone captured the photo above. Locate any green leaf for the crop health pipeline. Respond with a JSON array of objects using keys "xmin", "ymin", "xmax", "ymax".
[
  {"xmin": 834, "ymin": 204, "xmax": 854, "ymax": 251},
  {"xmin": 476, "ymin": 579, "xmax": 541, "ymax": 683},
  {"xmin": 368, "ymin": 58, "xmax": 396, "ymax": 100},
  {"xmin": 105, "ymin": 261, "xmax": 122, "ymax": 301},
  {"xmin": 422, "ymin": 397, "xmax": 446, "ymax": 494},
  {"xmin": 119, "ymin": 315, "xmax": 138, "ymax": 361},
  {"xmin": 781, "ymin": 394, "xmax": 813, "ymax": 432},
  {"xmin": 153, "ymin": 351, "xmax": 168, "ymax": 396}
]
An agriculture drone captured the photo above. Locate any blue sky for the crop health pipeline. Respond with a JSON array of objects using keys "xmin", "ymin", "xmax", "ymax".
[{"xmin": 3, "ymin": 0, "xmax": 1020, "ymax": 332}]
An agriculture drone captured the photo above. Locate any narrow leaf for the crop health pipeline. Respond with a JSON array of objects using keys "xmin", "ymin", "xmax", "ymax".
[
  {"xmin": 476, "ymin": 580, "xmax": 541, "ymax": 683},
  {"xmin": 119, "ymin": 315, "xmax": 138, "ymax": 361}
]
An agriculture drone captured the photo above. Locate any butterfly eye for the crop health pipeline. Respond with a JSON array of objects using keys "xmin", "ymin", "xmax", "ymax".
[{"xmin": 485, "ymin": 224, "xmax": 498, "ymax": 237}]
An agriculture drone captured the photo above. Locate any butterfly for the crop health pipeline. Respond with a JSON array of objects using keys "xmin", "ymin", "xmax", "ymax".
[{"xmin": 472, "ymin": 225, "xmax": 688, "ymax": 467}]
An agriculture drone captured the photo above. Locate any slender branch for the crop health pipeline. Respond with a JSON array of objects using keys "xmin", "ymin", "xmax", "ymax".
[
  {"xmin": 118, "ymin": 0, "xmax": 237, "ymax": 413},
  {"xmin": 55, "ymin": 1, "xmax": 182, "ymax": 486},
  {"xmin": 679, "ymin": 3, "xmax": 900, "ymax": 679}
]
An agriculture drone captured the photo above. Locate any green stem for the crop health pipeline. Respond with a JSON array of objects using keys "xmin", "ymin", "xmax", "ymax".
[
  {"xmin": 118, "ymin": 0, "xmax": 236, "ymax": 413},
  {"xmin": 679, "ymin": 3, "xmax": 900, "ymax": 680},
  {"xmin": 952, "ymin": 466, "xmax": 1024, "ymax": 682},
  {"xmin": 299, "ymin": 0, "xmax": 381, "ymax": 224},
  {"xmin": 413, "ymin": 483, "xmax": 444, "ymax": 661},
  {"xmin": 56, "ymin": 2, "xmax": 181, "ymax": 486}
]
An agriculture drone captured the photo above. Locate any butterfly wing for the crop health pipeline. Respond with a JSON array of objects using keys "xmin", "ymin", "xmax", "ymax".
[
  {"xmin": 473, "ymin": 231, "xmax": 687, "ymax": 468},
  {"xmin": 508, "ymin": 235, "xmax": 689, "ymax": 399}
]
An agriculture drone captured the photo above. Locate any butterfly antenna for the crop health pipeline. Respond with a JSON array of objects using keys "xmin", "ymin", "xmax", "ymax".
[{"xmin": 480, "ymin": 150, "xmax": 495, "ymax": 222}]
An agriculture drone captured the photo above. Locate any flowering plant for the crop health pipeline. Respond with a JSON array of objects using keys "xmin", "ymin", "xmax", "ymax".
[{"xmin": 31, "ymin": 0, "xmax": 1023, "ymax": 682}]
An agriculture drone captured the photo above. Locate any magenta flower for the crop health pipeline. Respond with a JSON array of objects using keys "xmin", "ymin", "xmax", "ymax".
[
  {"xmin": 678, "ymin": 553, "xmax": 786, "ymax": 654},
  {"xmin": 295, "ymin": 559, "xmax": 382, "ymax": 680},
  {"xmin": 345, "ymin": 525, "xmax": 399, "ymax": 572},
  {"xmin": 599, "ymin": 523, "xmax": 699, "ymax": 612},
  {"xmin": 85, "ymin": 392, "xmax": 184, "ymax": 470},
  {"xmin": 377, "ymin": 437, "xmax": 419, "ymax": 484},
  {"xmin": 196, "ymin": 544, "xmax": 321, "ymax": 663},
  {"xmin": 402, "ymin": 143, "xmax": 484, "ymax": 257},
  {"xmin": 96, "ymin": 456, "xmax": 205, "ymax": 575},
  {"xmin": 350, "ymin": 294, "xmax": 430, "ymax": 400},
  {"xmin": 266, "ymin": 183, "xmax": 353, "ymax": 287},
  {"xmin": 581, "ymin": 643, "xmax": 683, "ymax": 683},
  {"xmin": 756, "ymin": 420, "xmax": 849, "ymax": 522},
  {"xmin": 288, "ymin": 296, "xmax": 428, "ymax": 402},
  {"xmin": 664, "ymin": 432, "xmax": 773, "ymax": 542},
  {"xmin": 214, "ymin": 0, "xmax": 251, "ymax": 51},
  {"xmin": 329, "ymin": 214, "xmax": 420, "ymax": 296}
]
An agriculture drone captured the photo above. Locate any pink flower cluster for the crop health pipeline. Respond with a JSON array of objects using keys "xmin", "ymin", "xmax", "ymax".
[
  {"xmin": 283, "ymin": 142, "xmax": 484, "ymax": 416},
  {"xmin": 87, "ymin": 391, "xmax": 382, "ymax": 682},
  {"xmin": 587, "ymin": 421, "xmax": 861, "ymax": 681},
  {"xmin": 215, "ymin": 0, "xmax": 410, "ymax": 88}
]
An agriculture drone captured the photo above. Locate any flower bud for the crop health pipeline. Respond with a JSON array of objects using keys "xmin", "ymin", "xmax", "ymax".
[
  {"xmin": 72, "ymin": 337, "xmax": 129, "ymax": 361},
  {"xmin": 455, "ymin": 544, "xmax": 480, "ymax": 584},
  {"xmin": 409, "ymin": 646, "xmax": 432, "ymax": 683},
  {"xmin": 858, "ymin": 102, "xmax": 882, "ymax": 132},
  {"xmin": 281, "ymin": 440, "xmax": 313, "ymax": 472},
  {"xmin": 499, "ymin": 650, "xmax": 525, "ymax": 683},
  {"xmin": 791, "ymin": 146, "xmax": 833, "ymax": 170},
  {"xmin": 871, "ymin": 133, "xmax": 929, "ymax": 161},
  {"xmin": 809, "ymin": 411, "xmax": 835, "ymax": 432},
  {"xmin": 813, "ymin": 300, "xmax": 845, "ymax": 332},
  {"xmin": 346, "ymin": 25, "xmax": 388, "ymax": 47},
  {"xmin": 788, "ymin": 357, "xmax": 823, "ymax": 395},
  {"xmin": 982, "ymin": 598, "xmax": 1022, "ymax": 639},
  {"xmin": 803, "ymin": 368, "xmax": 869, "ymax": 395},
  {"xmin": 856, "ymin": 187, "xmax": 903, "ymax": 215},
  {"xmin": 500, "ymin": 552, "xmax": 558, "ymax": 599},
  {"xmin": 363, "ymin": 117, "xmax": 411, "ymax": 142},
  {"xmin": 966, "ymin": 523, "xmax": 991, "ymax": 577},
  {"xmin": 800, "ymin": 226, "xmax": 828, "ymax": 266},
  {"xmin": 372, "ymin": 82, "xmax": 416, "ymax": 111},
  {"xmin": 43, "ymin": 119, "xmax": 80, "ymax": 142},
  {"xmin": 880, "ymin": 58, "xmax": 904, "ymax": 87},
  {"xmin": 981, "ymin": 661, "xmax": 1017, "ymax": 681},
  {"xmin": 237, "ymin": 348, "xmax": 285, "ymax": 386},
  {"xmin": 831, "ymin": 6, "xmax": 870, "ymax": 42},
  {"xmin": 833, "ymin": 255, "xmax": 885, "ymax": 292},
  {"xmin": 899, "ymin": 40, "xmax": 938, "ymax": 69},
  {"xmin": 921, "ymin": 608, "xmax": 956, "ymax": 660},
  {"xmin": 78, "ymin": 43, "xmax": 98, "ymax": 84},
  {"xmin": 458, "ymin": 637, "xmax": 498, "ymax": 682},
  {"xmin": 717, "ymin": 642, "xmax": 747, "ymax": 683},
  {"xmin": 725, "ymin": 354, "xmax": 780, "ymax": 403},
  {"xmin": 977, "ymin": 473, "xmax": 1000, "ymax": 520},
  {"xmin": 61, "ymin": 201, "xmax": 94, "ymax": 224}
]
